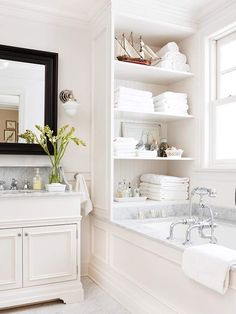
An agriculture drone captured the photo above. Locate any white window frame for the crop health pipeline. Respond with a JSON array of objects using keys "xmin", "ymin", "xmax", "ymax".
[{"xmin": 208, "ymin": 28, "xmax": 236, "ymax": 169}]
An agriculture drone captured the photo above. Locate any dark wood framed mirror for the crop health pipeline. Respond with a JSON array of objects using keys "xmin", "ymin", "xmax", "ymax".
[{"xmin": 0, "ymin": 44, "xmax": 58, "ymax": 154}]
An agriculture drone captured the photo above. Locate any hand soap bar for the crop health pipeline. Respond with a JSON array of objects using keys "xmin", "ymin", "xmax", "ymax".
[{"xmin": 33, "ymin": 168, "xmax": 42, "ymax": 190}]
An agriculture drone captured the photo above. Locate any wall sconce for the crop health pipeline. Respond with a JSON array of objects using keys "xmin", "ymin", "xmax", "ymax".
[{"xmin": 59, "ymin": 89, "xmax": 80, "ymax": 117}]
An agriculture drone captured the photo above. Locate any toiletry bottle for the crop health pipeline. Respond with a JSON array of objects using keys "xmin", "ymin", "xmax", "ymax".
[
  {"xmin": 33, "ymin": 168, "xmax": 42, "ymax": 190},
  {"xmin": 128, "ymin": 182, "xmax": 132, "ymax": 197},
  {"xmin": 159, "ymin": 138, "xmax": 169, "ymax": 157},
  {"xmin": 116, "ymin": 182, "xmax": 123, "ymax": 198}
]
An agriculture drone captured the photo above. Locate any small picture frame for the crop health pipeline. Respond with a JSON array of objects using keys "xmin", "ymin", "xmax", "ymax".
[
  {"xmin": 4, "ymin": 130, "xmax": 16, "ymax": 143},
  {"xmin": 6, "ymin": 120, "xmax": 16, "ymax": 130}
]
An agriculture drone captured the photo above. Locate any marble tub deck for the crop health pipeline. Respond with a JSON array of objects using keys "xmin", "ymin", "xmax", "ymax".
[{"xmin": 2, "ymin": 277, "xmax": 130, "ymax": 314}]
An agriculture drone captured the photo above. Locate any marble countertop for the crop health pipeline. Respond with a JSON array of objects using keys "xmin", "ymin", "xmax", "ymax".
[{"xmin": 0, "ymin": 190, "xmax": 84, "ymax": 198}]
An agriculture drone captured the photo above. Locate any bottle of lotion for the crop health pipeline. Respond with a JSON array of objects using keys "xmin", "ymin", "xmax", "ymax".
[{"xmin": 33, "ymin": 168, "xmax": 42, "ymax": 190}]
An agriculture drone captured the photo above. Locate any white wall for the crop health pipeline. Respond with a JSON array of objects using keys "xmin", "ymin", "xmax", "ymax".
[{"xmin": 0, "ymin": 14, "xmax": 91, "ymax": 274}]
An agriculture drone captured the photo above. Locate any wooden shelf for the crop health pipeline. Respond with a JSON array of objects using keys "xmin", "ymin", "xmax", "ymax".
[
  {"xmin": 114, "ymin": 60, "xmax": 193, "ymax": 85},
  {"xmin": 113, "ymin": 156, "xmax": 193, "ymax": 161},
  {"xmin": 114, "ymin": 109, "xmax": 193, "ymax": 122}
]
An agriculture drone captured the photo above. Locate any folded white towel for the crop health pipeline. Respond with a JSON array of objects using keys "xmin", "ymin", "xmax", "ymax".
[
  {"xmin": 140, "ymin": 174, "xmax": 189, "ymax": 185},
  {"xmin": 153, "ymin": 92, "xmax": 187, "ymax": 102},
  {"xmin": 140, "ymin": 182, "xmax": 189, "ymax": 192},
  {"xmin": 140, "ymin": 191, "xmax": 188, "ymax": 201},
  {"xmin": 157, "ymin": 42, "xmax": 179, "ymax": 57},
  {"xmin": 75, "ymin": 174, "xmax": 93, "ymax": 216},
  {"xmin": 115, "ymin": 100, "xmax": 154, "ymax": 109},
  {"xmin": 182, "ymin": 244, "xmax": 236, "ymax": 294},
  {"xmin": 115, "ymin": 86, "xmax": 152, "ymax": 98},
  {"xmin": 115, "ymin": 106, "xmax": 155, "ymax": 113},
  {"xmin": 161, "ymin": 52, "xmax": 187, "ymax": 64},
  {"xmin": 114, "ymin": 94, "xmax": 153, "ymax": 104},
  {"xmin": 114, "ymin": 137, "xmax": 137, "ymax": 144},
  {"xmin": 153, "ymin": 99, "xmax": 188, "ymax": 106}
]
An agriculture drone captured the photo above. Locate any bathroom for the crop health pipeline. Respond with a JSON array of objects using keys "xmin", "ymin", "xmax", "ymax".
[{"xmin": 0, "ymin": 0, "xmax": 236, "ymax": 313}]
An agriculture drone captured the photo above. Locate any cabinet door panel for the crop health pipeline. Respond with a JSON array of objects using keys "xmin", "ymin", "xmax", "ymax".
[
  {"xmin": 23, "ymin": 224, "xmax": 77, "ymax": 287},
  {"xmin": 0, "ymin": 228, "xmax": 22, "ymax": 290}
]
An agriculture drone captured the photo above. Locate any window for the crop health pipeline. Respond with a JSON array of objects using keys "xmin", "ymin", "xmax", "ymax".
[{"xmin": 209, "ymin": 30, "xmax": 236, "ymax": 166}]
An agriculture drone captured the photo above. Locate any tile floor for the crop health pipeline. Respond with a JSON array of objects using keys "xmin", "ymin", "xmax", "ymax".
[{"xmin": 2, "ymin": 277, "xmax": 130, "ymax": 314}]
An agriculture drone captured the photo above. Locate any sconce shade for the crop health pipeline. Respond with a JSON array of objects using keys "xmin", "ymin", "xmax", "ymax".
[{"xmin": 60, "ymin": 89, "xmax": 80, "ymax": 116}]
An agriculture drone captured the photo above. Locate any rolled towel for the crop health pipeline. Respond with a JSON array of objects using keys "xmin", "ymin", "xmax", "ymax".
[
  {"xmin": 182, "ymin": 244, "xmax": 236, "ymax": 294},
  {"xmin": 157, "ymin": 42, "xmax": 179, "ymax": 57},
  {"xmin": 161, "ymin": 52, "xmax": 187, "ymax": 64},
  {"xmin": 140, "ymin": 174, "xmax": 189, "ymax": 184},
  {"xmin": 153, "ymin": 92, "xmax": 187, "ymax": 102},
  {"xmin": 156, "ymin": 60, "xmax": 172, "ymax": 70},
  {"xmin": 172, "ymin": 63, "xmax": 190, "ymax": 72}
]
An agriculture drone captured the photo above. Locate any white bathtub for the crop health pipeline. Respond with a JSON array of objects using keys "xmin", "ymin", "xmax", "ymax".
[
  {"xmin": 92, "ymin": 216, "xmax": 236, "ymax": 314},
  {"xmin": 115, "ymin": 217, "xmax": 236, "ymax": 251}
]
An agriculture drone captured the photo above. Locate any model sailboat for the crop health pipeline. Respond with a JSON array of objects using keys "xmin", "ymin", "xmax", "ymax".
[{"xmin": 115, "ymin": 33, "xmax": 160, "ymax": 66}]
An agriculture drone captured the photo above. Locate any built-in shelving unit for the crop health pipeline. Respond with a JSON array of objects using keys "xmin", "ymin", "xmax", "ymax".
[
  {"xmin": 92, "ymin": 9, "xmax": 196, "ymax": 219},
  {"xmin": 114, "ymin": 60, "xmax": 193, "ymax": 84},
  {"xmin": 114, "ymin": 108, "xmax": 194, "ymax": 122}
]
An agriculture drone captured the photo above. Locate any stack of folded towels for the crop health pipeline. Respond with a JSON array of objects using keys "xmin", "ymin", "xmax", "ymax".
[
  {"xmin": 114, "ymin": 86, "xmax": 154, "ymax": 112},
  {"xmin": 153, "ymin": 91, "xmax": 188, "ymax": 115},
  {"xmin": 139, "ymin": 174, "xmax": 189, "ymax": 201},
  {"xmin": 155, "ymin": 42, "xmax": 190, "ymax": 72},
  {"xmin": 113, "ymin": 137, "xmax": 137, "ymax": 157}
]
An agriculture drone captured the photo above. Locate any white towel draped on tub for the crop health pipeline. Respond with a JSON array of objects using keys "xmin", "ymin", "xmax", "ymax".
[
  {"xmin": 182, "ymin": 244, "xmax": 236, "ymax": 294},
  {"xmin": 75, "ymin": 174, "xmax": 93, "ymax": 216}
]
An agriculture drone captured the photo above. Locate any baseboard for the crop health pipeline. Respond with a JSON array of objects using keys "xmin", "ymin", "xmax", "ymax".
[
  {"xmin": 88, "ymin": 262, "xmax": 177, "ymax": 314},
  {"xmin": 81, "ymin": 262, "xmax": 89, "ymax": 276}
]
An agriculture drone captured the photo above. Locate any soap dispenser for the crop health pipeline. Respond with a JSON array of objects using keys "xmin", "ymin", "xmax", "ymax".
[{"xmin": 33, "ymin": 168, "xmax": 42, "ymax": 190}]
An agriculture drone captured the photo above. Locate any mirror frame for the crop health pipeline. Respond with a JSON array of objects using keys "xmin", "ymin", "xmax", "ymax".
[{"xmin": 0, "ymin": 44, "xmax": 58, "ymax": 155}]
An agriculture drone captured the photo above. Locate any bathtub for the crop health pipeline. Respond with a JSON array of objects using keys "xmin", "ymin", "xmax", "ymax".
[
  {"xmin": 91, "ymin": 216, "xmax": 236, "ymax": 314},
  {"xmin": 114, "ymin": 217, "xmax": 236, "ymax": 251}
]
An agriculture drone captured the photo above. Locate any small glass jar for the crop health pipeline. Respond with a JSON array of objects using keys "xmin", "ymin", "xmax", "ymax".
[{"xmin": 159, "ymin": 138, "xmax": 169, "ymax": 157}]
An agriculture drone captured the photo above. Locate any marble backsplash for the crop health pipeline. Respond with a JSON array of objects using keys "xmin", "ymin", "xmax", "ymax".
[
  {"xmin": 0, "ymin": 167, "xmax": 50, "ymax": 190},
  {"xmin": 112, "ymin": 201, "xmax": 236, "ymax": 223}
]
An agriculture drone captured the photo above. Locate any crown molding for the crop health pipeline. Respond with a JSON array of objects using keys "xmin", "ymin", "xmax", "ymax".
[
  {"xmin": 0, "ymin": 0, "xmax": 108, "ymax": 29},
  {"xmin": 112, "ymin": 0, "xmax": 198, "ymax": 30},
  {"xmin": 198, "ymin": 0, "xmax": 236, "ymax": 27}
]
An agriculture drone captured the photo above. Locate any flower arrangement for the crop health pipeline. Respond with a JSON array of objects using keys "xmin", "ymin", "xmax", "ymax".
[{"xmin": 19, "ymin": 125, "xmax": 85, "ymax": 184}]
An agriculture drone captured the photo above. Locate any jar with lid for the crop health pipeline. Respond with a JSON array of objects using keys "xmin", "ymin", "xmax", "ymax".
[{"xmin": 159, "ymin": 138, "xmax": 169, "ymax": 157}]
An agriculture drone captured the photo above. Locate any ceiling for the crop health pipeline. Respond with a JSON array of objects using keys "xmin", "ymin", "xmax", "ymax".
[{"xmin": 0, "ymin": 0, "xmax": 229, "ymax": 22}]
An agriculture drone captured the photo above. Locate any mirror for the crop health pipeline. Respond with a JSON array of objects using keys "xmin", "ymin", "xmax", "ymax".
[{"xmin": 0, "ymin": 45, "xmax": 58, "ymax": 154}]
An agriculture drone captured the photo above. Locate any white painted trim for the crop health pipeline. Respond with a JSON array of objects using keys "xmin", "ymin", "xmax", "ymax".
[{"xmin": 88, "ymin": 263, "xmax": 178, "ymax": 314}]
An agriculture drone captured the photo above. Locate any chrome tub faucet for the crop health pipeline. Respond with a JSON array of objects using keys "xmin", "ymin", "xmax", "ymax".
[{"xmin": 167, "ymin": 186, "xmax": 217, "ymax": 245}]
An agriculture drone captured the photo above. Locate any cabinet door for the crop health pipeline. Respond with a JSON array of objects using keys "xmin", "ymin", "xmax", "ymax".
[
  {"xmin": 0, "ymin": 228, "xmax": 22, "ymax": 291},
  {"xmin": 23, "ymin": 224, "xmax": 77, "ymax": 287}
]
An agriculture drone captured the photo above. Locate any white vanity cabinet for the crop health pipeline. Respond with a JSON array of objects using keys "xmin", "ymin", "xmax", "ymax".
[
  {"xmin": 23, "ymin": 224, "xmax": 77, "ymax": 287},
  {"xmin": 0, "ymin": 228, "xmax": 22, "ymax": 291},
  {"xmin": 0, "ymin": 192, "xmax": 84, "ymax": 309}
]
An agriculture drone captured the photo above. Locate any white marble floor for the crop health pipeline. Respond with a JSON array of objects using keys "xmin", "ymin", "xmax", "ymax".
[{"xmin": 2, "ymin": 277, "xmax": 130, "ymax": 314}]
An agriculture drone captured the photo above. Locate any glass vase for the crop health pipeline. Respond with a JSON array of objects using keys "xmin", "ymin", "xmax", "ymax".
[{"xmin": 49, "ymin": 164, "xmax": 61, "ymax": 184}]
